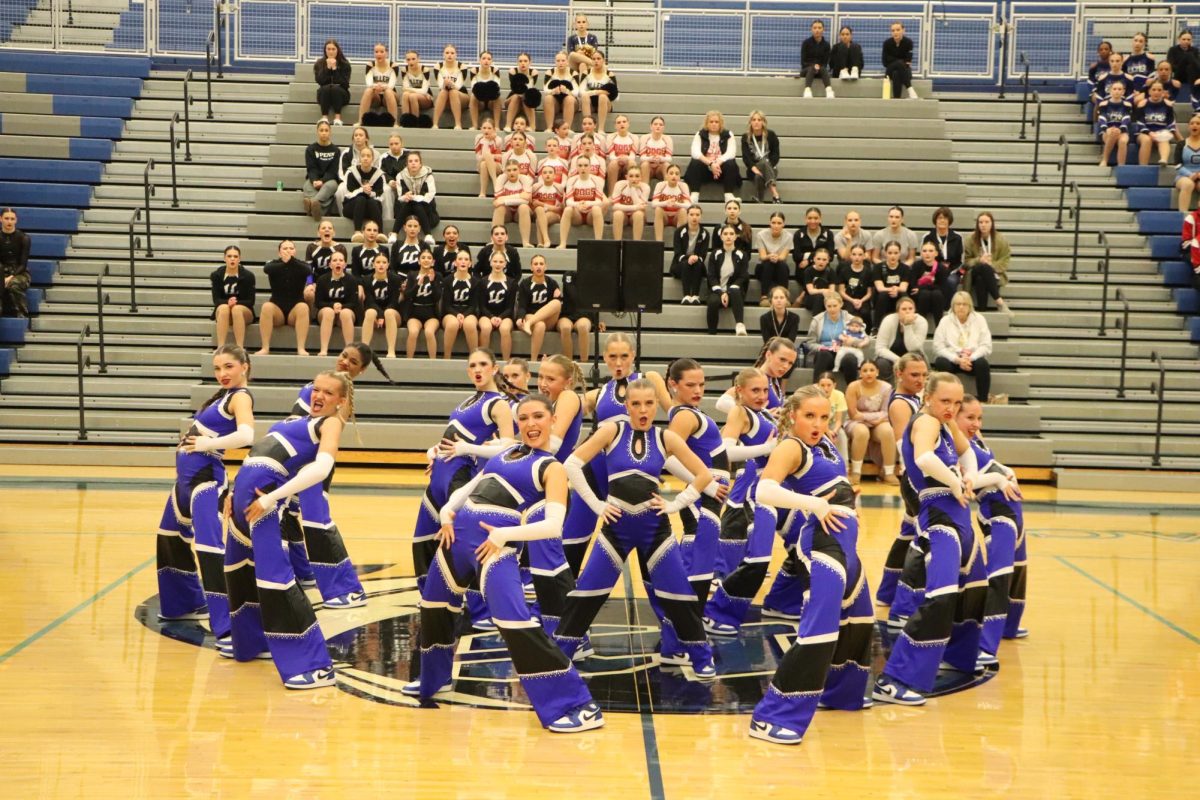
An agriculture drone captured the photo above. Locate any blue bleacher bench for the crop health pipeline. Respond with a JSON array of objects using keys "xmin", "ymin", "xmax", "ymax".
[
  {"xmin": 1113, "ymin": 165, "xmax": 1161, "ymax": 188},
  {"xmin": 0, "ymin": 184, "xmax": 92, "ymax": 209},
  {"xmin": 1137, "ymin": 210, "xmax": 1185, "ymax": 236},
  {"xmin": 23, "ymin": 74, "xmax": 142, "ymax": 99},
  {"xmin": 1175, "ymin": 288, "xmax": 1200, "ymax": 314},
  {"xmin": 0, "ymin": 51, "xmax": 150, "ymax": 79},
  {"xmin": 0, "ymin": 158, "xmax": 103, "ymax": 184},
  {"xmin": 0, "ymin": 317, "xmax": 28, "ymax": 345},
  {"xmin": 1149, "ymin": 236, "xmax": 1183, "ymax": 260},
  {"xmin": 0, "ymin": 346, "xmax": 13, "ymax": 376},
  {"xmin": 1190, "ymin": 317, "xmax": 1200, "ymax": 343},
  {"xmin": 52, "ymin": 94, "xmax": 135, "ymax": 119},
  {"xmin": 28, "ymin": 260, "xmax": 56, "ymax": 285},
  {"xmin": 1160, "ymin": 260, "xmax": 1194, "ymax": 286},
  {"xmin": 29, "ymin": 235, "xmax": 68, "ymax": 259},
  {"xmin": 1125, "ymin": 187, "xmax": 1173, "ymax": 211},
  {"xmin": 26, "ymin": 287, "xmax": 43, "ymax": 314},
  {"xmin": 5, "ymin": 208, "xmax": 81, "ymax": 233},
  {"xmin": 0, "ymin": 113, "xmax": 124, "ymax": 140}
]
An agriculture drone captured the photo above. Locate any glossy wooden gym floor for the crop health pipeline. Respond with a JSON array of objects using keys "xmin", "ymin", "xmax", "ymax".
[{"xmin": 0, "ymin": 463, "xmax": 1195, "ymax": 799}]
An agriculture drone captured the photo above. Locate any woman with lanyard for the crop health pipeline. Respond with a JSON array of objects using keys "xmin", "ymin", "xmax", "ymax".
[
  {"xmin": 155, "ymin": 346, "xmax": 254, "ymax": 645},
  {"xmin": 923, "ymin": 206, "xmax": 964, "ymax": 295},
  {"xmin": 873, "ymin": 371, "xmax": 987, "ymax": 706},
  {"xmin": 554, "ymin": 379, "xmax": 718, "ymax": 678},
  {"xmin": 742, "ymin": 111, "xmax": 781, "ymax": 204},
  {"xmin": 747, "ymin": 385, "xmax": 869, "ymax": 745},
  {"xmin": 561, "ymin": 332, "xmax": 673, "ymax": 577},
  {"xmin": 759, "ymin": 285, "xmax": 800, "ymax": 343},
  {"xmin": 1174, "ymin": 115, "xmax": 1200, "ymax": 212}
]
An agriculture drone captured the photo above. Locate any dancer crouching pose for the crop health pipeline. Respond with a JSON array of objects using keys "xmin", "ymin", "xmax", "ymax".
[{"xmin": 402, "ymin": 394, "xmax": 604, "ymax": 733}]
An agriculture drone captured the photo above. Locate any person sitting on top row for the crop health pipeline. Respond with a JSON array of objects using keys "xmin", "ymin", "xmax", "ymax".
[{"xmin": 800, "ymin": 20, "xmax": 834, "ymax": 99}]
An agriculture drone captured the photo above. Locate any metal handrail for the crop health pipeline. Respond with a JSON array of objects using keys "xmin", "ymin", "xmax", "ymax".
[
  {"xmin": 1097, "ymin": 231, "xmax": 1111, "ymax": 336},
  {"xmin": 142, "ymin": 159, "xmax": 155, "ymax": 257},
  {"xmin": 95, "ymin": 265, "xmax": 111, "ymax": 374},
  {"xmin": 1030, "ymin": 92, "xmax": 1043, "ymax": 182},
  {"xmin": 205, "ymin": 31, "xmax": 216, "ymax": 119},
  {"xmin": 1018, "ymin": 52, "xmax": 1030, "ymax": 138},
  {"xmin": 1148, "ymin": 351, "xmax": 1166, "ymax": 467},
  {"xmin": 169, "ymin": 112, "xmax": 180, "ymax": 208},
  {"xmin": 212, "ymin": 1, "xmax": 224, "ymax": 79},
  {"xmin": 182, "ymin": 69, "xmax": 194, "ymax": 162},
  {"xmin": 128, "ymin": 210, "xmax": 142, "ymax": 313},
  {"xmin": 998, "ymin": 21, "xmax": 1012, "ymax": 100},
  {"xmin": 76, "ymin": 324, "xmax": 91, "ymax": 441},
  {"xmin": 1055, "ymin": 134, "xmax": 1069, "ymax": 229},
  {"xmin": 1114, "ymin": 288, "xmax": 1131, "ymax": 398},
  {"xmin": 1068, "ymin": 182, "xmax": 1082, "ymax": 280}
]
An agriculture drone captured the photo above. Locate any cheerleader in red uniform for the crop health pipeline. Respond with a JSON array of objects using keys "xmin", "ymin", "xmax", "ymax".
[
  {"xmin": 532, "ymin": 164, "xmax": 566, "ymax": 248},
  {"xmin": 610, "ymin": 164, "xmax": 650, "ymax": 241},
  {"xmin": 606, "ymin": 113, "xmax": 639, "ymax": 194},
  {"xmin": 639, "ymin": 115, "xmax": 674, "ymax": 182},
  {"xmin": 492, "ymin": 160, "xmax": 534, "ymax": 249},
  {"xmin": 652, "ymin": 163, "xmax": 691, "ymax": 242},
  {"xmin": 474, "ymin": 118, "xmax": 504, "ymax": 196},
  {"xmin": 559, "ymin": 155, "xmax": 607, "ymax": 248}
]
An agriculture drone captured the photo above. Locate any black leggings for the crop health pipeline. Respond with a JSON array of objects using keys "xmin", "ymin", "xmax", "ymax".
[
  {"xmin": 912, "ymin": 287, "xmax": 946, "ymax": 325},
  {"xmin": 394, "ymin": 200, "xmax": 436, "ymax": 236},
  {"xmin": 684, "ymin": 158, "xmax": 741, "ymax": 194},
  {"xmin": 810, "ymin": 348, "xmax": 860, "ymax": 385},
  {"xmin": 803, "ymin": 65, "xmax": 830, "ymax": 90},
  {"xmin": 886, "ymin": 61, "xmax": 912, "ymax": 96},
  {"xmin": 756, "ymin": 260, "xmax": 790, "ymax": 300},
  {"xmin": 317, "ymin": 84, "xmax": 350, "ymax": 117},
  {"xmin": 934, "ymin": 355, "xmax": 991, "ymax": 399},
  {"xmin": 874, "ymin": 290, "xmax": 905, "ymax": 327},
  {"xmin": 343, "ymin": 195, "xmax": 382, "ymax": 232},
  {"xmin": 968, "ymin": 263, "xmax": 1002, "ymax": 310},
  {"xmin": 707, "ymin": 286, "xmax": 745, "ymax": 333},
  {"xmin": 681, "ymin": 259, "xmax": 706, "ymax": 297}
]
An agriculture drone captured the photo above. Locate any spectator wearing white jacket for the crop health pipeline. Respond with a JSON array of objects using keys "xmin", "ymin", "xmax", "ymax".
[
  {"xmin": 873, "ymin": 295, "xmax": 928, "ymax": 379},
  {"xmin": 933, "ymin": 290, "xmax": 993, "ymax": 400}
]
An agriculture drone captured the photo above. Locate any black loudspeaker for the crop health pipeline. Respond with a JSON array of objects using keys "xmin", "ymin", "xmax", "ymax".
[
  {"xmin": 576, "ymin": 240, "xmax": 622, "ymax": 312},
  {"xmin": 622, "ymin": 240, "xmax": 664, "ymax": 313}
]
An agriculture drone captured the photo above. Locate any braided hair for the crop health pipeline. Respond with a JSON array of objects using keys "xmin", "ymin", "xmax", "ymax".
[
  {"xmin": 346, "ymin": 341, "xmax": 396, "ymax": 384},
  {"xmin": 775, "ymin": 384, "xmax": 826, "ymax": 438}
]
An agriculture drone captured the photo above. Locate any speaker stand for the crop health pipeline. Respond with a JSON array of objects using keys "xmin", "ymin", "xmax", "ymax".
[
  {"xmin": 589, "ymin": 307, "xmax": 602, "ymax": 431},
  {"xmin": 634, "ymin": 307, "xmax": 644, "ymax": 373}
]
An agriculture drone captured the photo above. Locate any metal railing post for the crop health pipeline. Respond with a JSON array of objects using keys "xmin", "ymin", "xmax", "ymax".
[
  {"xmin": 76, "ymin": 325, "xmax": 90, "ymax": 441},
  {"xmin": 1068, "ymin": 182, "xmax": 1081, "ymax": 280},
  {"xmin": 169, "ymin": 112, "xmax": 180, "ymax": 208},
  {"xmin": 1115, "ymin": 289, "xmax": 1130, "ymax": 398},
  {"xmin": 1097, "ymin": 231, "xmax": 1110, "ymax": 336},
  {"xmin": 214, "ymin": 0, "xmax": 224, "ymax": 78},
  {"xmin": 1149, "ymin": 352, "xmax": 1166, "ymax": 467},
  {"xmin": 1018, "ymin": 53, "xmax": 1030, "ymax": 135},
  {"xmin": 1030, "ymin": 92, "xmax": 1043, "ymax": 182},
  {"xmin": 142, "ymin": 159, "xmax": 155, "ymax": 256},
  {"xmin": 128, "ymin": 210, "xmax": 142, "ymax": 314},
  {"xmin": 205, "ymin": 31, "xmax": 216, "ymax": 120},
  {"xmin": 95, "ymin": 265, "xmax": 110, "ymax": 374},
  {"xmin": 998, "ymin": 21, "xmax": 1011, "ymax": 99},
  {"xmin": 182, "ymin": 69, "xmax": 193, "ymax": 162},
  {"xmin": 1056, "ymin": 135, "xmax": 1070, "ymax": 229}
]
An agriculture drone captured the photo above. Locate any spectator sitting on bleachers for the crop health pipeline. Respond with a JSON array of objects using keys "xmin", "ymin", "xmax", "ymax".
[
  {"xmin": 356, "ymin": 43, "xmax": 399, "ymax": 127},
  {"xmin": 478, "ymin": 250, "xmax": 519, "ymax": 360},
  {"xmin": 433, "ymin": 224, "xmax": 469, "ymax": 277},
  {"xmin": 543, "ymin": 52, "xmax": 579, "ymax": 133},
  {"xmin": 515, "ymin": 254, "xmax": 563, "ymax": 358},
  {"xmin": 568, "ymin": 133, "xmax": 606, "ymax": 180},
  {"xmin": 672, "ymin": 205, "xmax": 709, "ymax": 305},
  {"xmin": 538, "ymin": 139, "xmax": 569, "ymax": 184},
  {"xmin": 379, "ymin": 133, "xmax": 408, "ymax": 219},
  {"xmin": 1150, "ymin": 60, "xmax": 1182, "ymax": 104},
  {"xmin": 567, "ymin": 13, "xmax": 601, "ymax": 73},
  {"xmin": 685, "ymin": 111, "xmax": 740, "ymax": 203},
  {"xmin": 532, "ymin": 165, "xmax": 565, "ymax": 248},
  {"xmin": 393, "ymin": 150, "xmax": 438, "ymax": 244},
  {"xmin": 342, "ymin": 147, "xmax": 386, "ymax": 240},
  {"xmin": 834, "ymin": 209, "xmax": 870, "ymax": 264},
  {"xmin": 0, "ymin": 208, "xmax": 31, "ymax": 319},
  {"xmin": 475, "ymin": 223, "xmax": 522, "ymax": 281},
  {"xmin": 1087, "ymin": 40, "xmax": 1114, "ymax": 109},
  {"xmin": 754, "ymin": 211, "xmax": 793, "ymax": 305},
  {"xmin": 816, "ymin": 370, "xmax": 849, "ymax": 457},
  {"xmin": 760, "ymin": 285, "xmax": 800, "ymax": 343},
  {"xmin": 794, "ymin": 205, "xmax": 835, "ymax": 284},
  {"xmin": 304, "ymin": 220, "xmax": 348, "ymax": 304},
  {"xmin": 872, "ymin": 241, "xmax": 911, "ymax": 325},
  {"xmin": 800, "ymin": 20, "xmax": 834, "ymax": 99},
  {"xmin": 803, "ymin": 293, "xmax": 861, "ymax": 383},
  {"xmin": 838, "ymin": 243, "xmax": 874, "ymax": 328},
  {"xmin": 550, "ymin": 118, "xmax": 575, "ymax": 156},
  {"xmin": 843, "ymin": 360, "xmax": 897, "ymax": 486},
  {"xmin": 470, "ymin": 51, "xmax": 504, "ymax": 130},
  {"xmin": 934, "ymin": 290, "xmax": 993, "ymax": 402},
  {"xmin": 869, "ymin": 205, "xmax": 919, "ymax": 264},
  {"xmin": 923, "ymin": 206, "xmax": 964, "ymax": 293},
  {"xmin": 361, "ymin": 251, "xmax": 404, "ymax": 359},
  {"xmin": 572, "ymin": 115, "xmax": 607, "ymax": 159},
  {"xmin": 873, "ymin": 295, "xmax": 927, "ymax": 380},
  {"xmin": 391, "ymin": 216, "xmax": 427, "ymax": 273},
  {"xmin": 397, "ymin": 49, "xmax": 434, "ymax": 127},
  {"xmin": 475, "ymin": 119, "xmax": 505, "ymax": 196},
  {"xmin": 1173, "ymin": 115, "xmax": 1200, "ymax": 211},
  {"xmin": 505, "ymin": 52, "xmax": 542, "ymax": 132},
  {"xmin": 1136, "ymin": 81, "xmax": 1179, "ymax": 165},
  {"xmin": 713, "ymin": 199, "xmax": 753, "ymax": 261},
  {"xmin": 303, "ymin": 120, "xmax": 339, "ymax": 221},
  {"xmin": 606, "ymin": 114, "xmax": 638, "ymax": 194},
  {"xmin": 1097, "ymin": 52, "xmax": 1134, "ymax": 106},
  {"xmin": 801, "ymin": 247, "xmax": 837, "ymax": 315},
  {"xmin": 210, "ymin": 245, "xmax": 256, "ymax": 350},
  {"xmin": 577, "ymin": 52, "xmax": 618, "ymax": 133},
  {"xmin": 441, "ymin": 250, "xmax": 481, "ymax": 359},
  {"xmin": 432, "ymin": 44, "xmax": 469, "ymax": 131},
  {"xmin": 349, "ymin": 220, "xmax": 387, "ymax": 278},
  {"xmin": 557, "ymin": 271, "xmax": 597, "ymax": 361},
  {"xmin": 559, "ymin": 155, "xmax": 607, "ymax": 248},
  {"xmin": 1167, "ymin": 30, "xmax": 1200, "ymax": 102},
  {"xmin": 1125, "ymin": 33, "xmax": 1157, "ymax": 96},
  {"xmin": 335, "ymin": 126, "xmax": 376, "ymax": 211},
  {"xmin": 505, "ymin": 106, "xmax": 538, "ymax": 154},
  {"xmin": 315, "ymin": 251, "xmax": 362, "ymax": 357},
  {"xmin": 1182, "ymin": 204, "xmax": 1200, "ymax": 290},
  {"xmin": 742, "ymin": 111, "xmax": 781, "ymax": 204},
  {"xmin": 502, "ymin": 131, "xmax": 537, "ymax": 180},
  {"xmin": 1097, "ymin": 80, "xmax": 1132, "ymax": 166},
  {"xmin": 909, "ymin": 241, "xmax": 950, "ymax": 325},
  {"xmin": 609, "ymin": 164, "xmax": 650, "ymax": 241},
  {"xmin": 639, "ymin": 115, "xmax": 674, "ymax": 182},
  {"xmin": 962, "ymin": 211, "xmax": 1011, "ymax": 314},
  {"xmin": 706, "ymin": 225, "xmax": 751, "ymax": 336},
  {"xmin": 651, "ymin": 163, "xmax": 691, "ymax": 242},
  {"xmin": 314, "ymin": 39, "xmax": 351, "ymax": 126},
  {"xmin": 493, "ymin": 160, "xmax": 534, "ymax": 249},
  {"xmin": 257, "ymin": 239, "xmax": 311, "ymax": 356},
  {"xmin": 831, "ymin": 25, "xmax": 863, "ymax": 81},
  {"xmin": 404, "ymin": 249, "xmax": 442, "ymax": 359},
  {"xmin": 883, "ymin": 22, "xmax": 918, "ymax": 100}
]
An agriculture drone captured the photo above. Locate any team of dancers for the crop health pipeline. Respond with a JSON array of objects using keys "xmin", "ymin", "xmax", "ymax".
[{"xmin": 154, "ymin": 333, "xmax": 1029, "ymax": 743}]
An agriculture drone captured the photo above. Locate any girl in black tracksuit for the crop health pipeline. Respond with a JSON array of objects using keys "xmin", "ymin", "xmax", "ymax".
[
  {"xmin": 672, "ymin": 206, "xmax": 711, "ymax": 303},
  {"xmin": 314, "ymin": 41, "xmax": 352, "ymax": 123},
  {"xmin": 830, "ymin": 26, "xmax": 864, "ymax": 79},
  {"xmin": 706, "ymin": 225, "xmax": 752, "ymax": 335}
]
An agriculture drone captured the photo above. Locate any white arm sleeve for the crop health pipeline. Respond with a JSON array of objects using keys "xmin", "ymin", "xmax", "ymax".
[
  {"xmin": 439, "ymin": 471, "xmax": 486, "ymax": 525},
  {"xmin": 756, "ymin": 478, "xmax": 831, "ymax": 517},
  {"xmin": 546, "ymin": 435, "xmax": 565, "ymax": 455},
  {"xmin": 915, "ymin": 451, "xmax": 963, "ymax": 498},
  {"xmin": 714, "ymin": 392, "xmax": 736, "ymax": 414},
  {"xmin": 193, "ymin": 424, "xmax": 255, "ymax": 453},
  {"xmin": 488, "ymin": 502, "xmax": 567, "ymax": 546},
  {"xmin": 971, "ymin": 471, "xmax": 1009, "ymax": 492},
  {"xmin": 453, "ymin": 438, "xmax": 515, "ymax": 459},
  {"xmin": 565, "ymin": 455, "xmax": 607, "ymax": 514},
  {"xmin": 257, "ymin": 452, "xmax": 335, "ymax": 509},
  {"xmin": 723, "ymin": 436, "xmax": 774, "ymax": 462},
  {"xmin": 664, "ymin": 456, "xmax": 722, "ymax": 498},
  {"xmin": 661, "ymin": 484, "xmax": 701, "ymax": 515},
  {"xmin": 959, "ymin": 445, "xmax": 979, "ymax": 482}
]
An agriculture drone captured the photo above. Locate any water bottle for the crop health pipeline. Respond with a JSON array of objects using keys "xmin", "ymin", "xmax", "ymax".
[{"xmin": 276, "ymin": 180, "xmax": 284, "ymax": 192}]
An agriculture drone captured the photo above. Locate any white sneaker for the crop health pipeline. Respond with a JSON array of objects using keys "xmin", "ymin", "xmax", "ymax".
[
  {"xmin": 723, "ymin": 193, "xmax": 736, "ymax": 202},
  {"xmin": 401, "ymin": 679, "xmax": 452, "ymax": 697},
  {"xmin": 690, "ymin": 192, "xmax": 700, "ymax": 204},
  {"xmin": 283, "ymin": 667, "xmax": 336, "ymax": 690},
  {"xmin": 850, "ymin": 67, "xmax": 860, "ymax": 80},
  {"xmin": 838, "ymin": 69, "xmax": 850, "ymax": 80},
  {"xmin": 735, "ymin": 323, "xmax": 748, "ymax": 336},
  {"xmin": 387, "ymin": 232, "xmax": 397, "ymax": 245},
  {"xmin": 424, "ymin": 234, "xmax": 435, "ymax": 248},
  {"xmin": 803, "ymin": 87, "xmax": 813, "ymax": 99},
  {"xmin": 332, "ymin": 119, "xmax": 344, "ymax": 126},
  {"xmin": 825, "ymin": 87, "xmax": 835, "ymax": 99},
  {"xmin": 907, "ymin": 87, "xmax": 919, "ymax": 100}
]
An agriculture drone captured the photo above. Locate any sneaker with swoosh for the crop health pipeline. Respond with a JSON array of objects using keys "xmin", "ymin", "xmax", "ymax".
[
  {"xmin": 283, "ymin": 667, "xmax": 336, "ymax": 690},
  {"xmin": 548, "ymin": 702, "xmax": 605, "ymax": 733},
  {"xmin": 871, "ymin": 677, "xmax": 927, "ymax": 706},
  {"xmin": 748, "ymin": 719, "xmax": 803, "ymax": 745}
]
